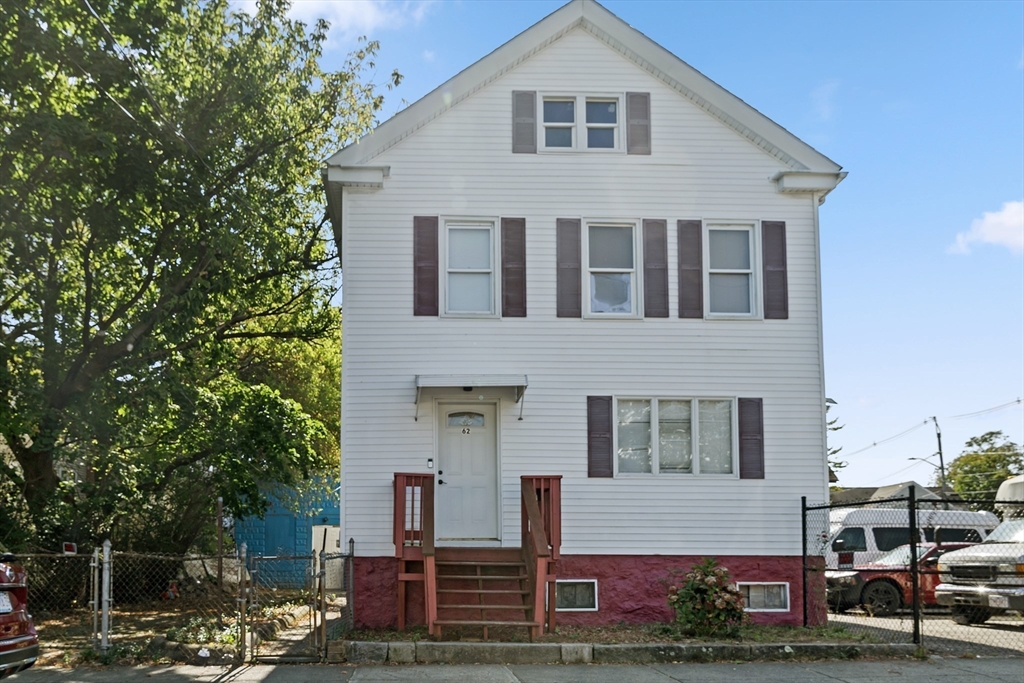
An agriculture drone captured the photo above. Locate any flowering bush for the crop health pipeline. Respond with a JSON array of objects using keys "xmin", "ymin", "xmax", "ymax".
[{"xmin": 666, "ymin": 557, "xmax": 748, "ymax": 637}]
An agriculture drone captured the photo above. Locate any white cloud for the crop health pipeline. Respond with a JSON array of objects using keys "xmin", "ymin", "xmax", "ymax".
[
  {"xmin": 950, "ymin": 200, "xmax": 1024, "ymax": 255},
  {"xmin": 233, "ymin": 1, "xmax": 435, "ymax": 44},
  {"xmin": 422, "ymin": 49, "xmax": 435, "ymax": 62},
  {"xmin": 810, "ymin": 80, "xmax": 840, "ymax": 121}
]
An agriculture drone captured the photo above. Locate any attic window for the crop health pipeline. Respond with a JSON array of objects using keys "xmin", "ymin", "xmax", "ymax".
[{"xmin": 541, "ymin": 95, "xmax": 621, "ymax": 152}]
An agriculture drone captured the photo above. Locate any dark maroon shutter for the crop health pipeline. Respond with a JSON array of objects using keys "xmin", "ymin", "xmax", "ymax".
[
  {"xmin": 738, "ymin": 398, "xmax": 765, "ymax": 479},
  {"xmin": 626, "ymin": 92, "xmax": 651, "ymax": 155},
  {"xmin": 762, "ymin": 220, "xmax": 788, "ymax": 319},
  {"xmin": 501, "ymin": 217, "xmax": 527, "ymax": 317},
  {"xmin": 643, "ymin": 219, "xmax": 668, "ymax": 317},
  {"xmin": 556, "ymin": 218, "xmax": 582, "ymax": 318},
  {"xmin": 512, "ymin": 91, "xmax": 537, "ymax": 154},
  {"xmin": 677, "ymin": 219, "xmax": 703, "ymax": 318},
  {"xmin": 587, "ymin": 396, "xmax": 613, "ymax": 478},
  {"xmin": 413, "ymin": 216, "xmax": 438, "ymax": 316}
]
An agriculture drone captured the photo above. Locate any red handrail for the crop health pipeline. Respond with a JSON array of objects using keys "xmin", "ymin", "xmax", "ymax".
[
  {"xmin": 393, "ymin": 473, "xmax": 435, "ymax": 557},
  {"xmin": 521, "ymin": 475, "xmax": 561, "ymax": 560},
  {"xmin": 521, "ymin": 476, "xmax": 561, "ymax": 638}
]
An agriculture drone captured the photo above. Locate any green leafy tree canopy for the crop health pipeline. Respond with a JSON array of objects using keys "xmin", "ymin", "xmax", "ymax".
[
  {"xmin": 1, "ymin": 0, "xmax": 387, "ymax": 550},
  {"xmin": 944, "ymin": 431, "xmax": 1023, "ymax": 499}
]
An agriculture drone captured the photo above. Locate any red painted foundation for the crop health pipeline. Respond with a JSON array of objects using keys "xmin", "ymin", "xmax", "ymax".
[{"xmin": 354, "ymin": 554, "xmax": 826, "ymax": 629}]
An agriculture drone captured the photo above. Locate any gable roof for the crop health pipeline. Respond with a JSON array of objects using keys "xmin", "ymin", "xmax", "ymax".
[{"xmin": 325, "ymin": 0, "xmax": 842, "ymax": 175}]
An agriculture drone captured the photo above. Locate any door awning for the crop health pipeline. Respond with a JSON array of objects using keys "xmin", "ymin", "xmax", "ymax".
[
  {"xmin": 414, "ymin": 374, "xmax": 528, "ymax": 420},
  {"xmin": 415, "ymin": 374, "xmax": 528, "ymax": 402}
]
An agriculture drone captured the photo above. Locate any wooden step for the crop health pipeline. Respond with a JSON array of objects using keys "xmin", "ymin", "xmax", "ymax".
[
  {"xmin": 433, "ymin": 619, "xmax": 539, "ymax": 627},
  {"xmin": 438, "ymin": 604, "xmax": 528, "ymax": 610},
  {"xmin": 435, "ymin": 548, "xmax": 522, "ymax": 563},
  {"xmin": 434, "ymin": 565, "xmax": 524, "ymax": 569},
  {"xmin": 436, "ymin": 573, "xmax": 528, "ymax": 581},
  {"xmin": 437, "ymin": 589, "xmax": 529, "ymax": 595}
]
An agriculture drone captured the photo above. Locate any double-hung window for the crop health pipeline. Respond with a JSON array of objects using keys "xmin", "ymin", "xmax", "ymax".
[
  {"xmin": 541, "ymin": 95, "xmax": 620, "ymax": 151},
  {"xmin": 616, "ymin": 398, "xmax": 736, "ymax": 475},
  {"xmin": 444, "ymin": 220, "xmax": 497, "ymax": 316},
  {"xmin": 585, "ymin": 222, "xmax": 639, "ymax": 316},
  {"xmin": 706, "ymin": 223, "xmax": 758, "ymax": 317}
]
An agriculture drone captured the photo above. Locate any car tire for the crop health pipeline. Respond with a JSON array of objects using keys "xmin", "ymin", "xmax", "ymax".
[
  {"xmin": 951, "ymin": 605, "xmax": 992, "ymax": 625},
  {"xmin": 860, "ymin": 581, "xmax": 901, "ymax": 617}
]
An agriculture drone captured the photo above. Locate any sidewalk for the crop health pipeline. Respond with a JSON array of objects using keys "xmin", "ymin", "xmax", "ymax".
[{"xmin": 10, "ymin": 658, "xmax": 1024, "ymax": 683}]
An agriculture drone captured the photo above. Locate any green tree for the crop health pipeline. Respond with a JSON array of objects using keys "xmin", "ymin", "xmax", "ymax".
[
  {"xmin": 0, "ymin": 0, "xmax": 387, "ymax": 550},
  {"xmin": 944, "ymin": 431, "xmax": 1023, "ymax": 499},
  {"xmin": 826, "ymin": 404, "xmax": 846, "ymax": 475}
]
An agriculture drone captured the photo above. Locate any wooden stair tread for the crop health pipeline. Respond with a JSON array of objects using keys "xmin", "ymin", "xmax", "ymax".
[
  {"xmin": 437, "ymin": 574, "xmax": 528, "ymax": 580},
  {"xmin": 434, "ymin": 565, "xmax": 524, "ymax": 569},
  {"xmin": 433, "ymin": 619, "xmax": 539, "ymax": 627},
  {"xmin": 438, "ymin": 604, "xmax": 529, "ymax": 610},
  {"xmin": 437, "ymin": 589, "xmax": 529, "ymax": 595}
]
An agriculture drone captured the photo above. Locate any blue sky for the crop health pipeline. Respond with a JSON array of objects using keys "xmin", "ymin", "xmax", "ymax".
[{"xmin": 277, "ymin": 0, "xmax": 1024, "ymax": 491}]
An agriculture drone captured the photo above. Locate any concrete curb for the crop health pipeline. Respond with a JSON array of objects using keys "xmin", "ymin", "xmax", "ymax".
[{"xmin": 326, "ymin": 640, "xmax": 917, "ymax": 664}]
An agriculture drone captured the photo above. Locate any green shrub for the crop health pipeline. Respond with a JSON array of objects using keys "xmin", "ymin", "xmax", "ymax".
[{"xmin": 666, "ymin": 557, "xmax": 748, "ymax": 638}]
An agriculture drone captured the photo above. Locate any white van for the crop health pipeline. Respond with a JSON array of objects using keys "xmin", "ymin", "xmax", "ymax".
[{"xmin": 822, "ymin": 507, "xmax": 999, "ymax": 568}]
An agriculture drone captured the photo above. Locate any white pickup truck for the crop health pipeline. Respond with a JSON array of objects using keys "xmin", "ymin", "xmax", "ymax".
[{"xmin": 934, "ymin": 518, "xmax": 1024, "ymax": 625}]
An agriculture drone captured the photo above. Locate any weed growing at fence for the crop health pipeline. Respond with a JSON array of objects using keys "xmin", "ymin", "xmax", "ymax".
[{"xmin": 166, "ymin": 616, "xmax": 240, "ymax": 645}]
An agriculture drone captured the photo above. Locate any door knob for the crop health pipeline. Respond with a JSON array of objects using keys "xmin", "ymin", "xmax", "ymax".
[{"xmin": 438, "ymin": 479, "xmax": 446, "ymax": 485}]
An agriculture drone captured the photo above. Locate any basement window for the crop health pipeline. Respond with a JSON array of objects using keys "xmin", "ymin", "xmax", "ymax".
[
  {"xmin": 738, "ymin": 582, "xmax": 789, "ymax": 612},
  {"xmin": 555, "ymin": 579, "xmax": 598, "ymax": 611}
]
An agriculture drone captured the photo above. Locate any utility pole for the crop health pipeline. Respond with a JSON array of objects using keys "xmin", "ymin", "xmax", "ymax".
[{"xmin": 931, "ymin": 416, "xmax": 947, "ymax": 497}]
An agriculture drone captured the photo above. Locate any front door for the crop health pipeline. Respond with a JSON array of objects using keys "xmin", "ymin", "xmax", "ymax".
[{"xmin": 436, "ymin": 403, "xmax": 499, "ymax": 542}]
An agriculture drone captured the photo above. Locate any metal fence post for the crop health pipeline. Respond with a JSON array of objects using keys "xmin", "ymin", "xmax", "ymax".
[
  {"xmin": 908, "ymin": 489, "xmax": 920, "ymax": 645},
  {"xmin": 319, "ymin": 550, "xmax": 327, "ymax": 660},
  {"xmin": 100, "ymin": 540, "xmax": 111, "ymax": 651},
  {"xmin": 238, "ymin": 542, "xmax": 247, "ymax": 663},
  {"xmin": 801, "ymin": 496, "xmax": 809, "ymax": 628},
  {"xmin": 90, "ymin": 547, "xmax": 100, "ymax": 650}
]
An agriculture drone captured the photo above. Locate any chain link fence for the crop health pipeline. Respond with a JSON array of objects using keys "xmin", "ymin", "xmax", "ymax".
[
  {"xmin": 18, "ymin": 543, "xmax": 353, "ymax": 664},
  {"xmin": 804, "ymin": 493, "xmax": 1024, "ymax": 655},
  {"xmin": 17, "ymin": 552, "xmax": 99, "ymax": 659},
  {"xmin": 246, "ymin": 551, "xmax": 353, "ymax": 662}
]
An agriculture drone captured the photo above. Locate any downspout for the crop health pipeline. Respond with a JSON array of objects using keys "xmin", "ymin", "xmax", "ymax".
[{"xmin": 812, "ymin": 190, "xmax": 829, "ymax": 503}]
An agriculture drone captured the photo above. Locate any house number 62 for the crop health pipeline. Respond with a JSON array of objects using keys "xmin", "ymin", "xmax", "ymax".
[{"xmin": 462, "ymin": 428, "xmax": 472, "ymax": 434}]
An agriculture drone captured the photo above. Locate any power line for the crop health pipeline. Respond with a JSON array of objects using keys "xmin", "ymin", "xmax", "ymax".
[
  {"xmin": 949, "ymin": 398, "xmax": 1023, "ymax": 420},
  {"xmin": 844, "ymin": 420, "xmax": 929, "ymax": 457}
]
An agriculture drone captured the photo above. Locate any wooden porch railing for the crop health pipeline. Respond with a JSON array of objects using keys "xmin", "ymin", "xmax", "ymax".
[
  {"xmin": 393, "ymin": 473, "xmax": 436, "ymax": 632},
  {"xmin": 521, "ymin": 475, "xmax": 562, "ymax": 636}
]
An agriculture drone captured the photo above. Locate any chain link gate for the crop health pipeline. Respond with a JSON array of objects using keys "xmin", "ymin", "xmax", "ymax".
[
  {"xmin": 244, "ymin": 548, "xmax": 355, "ymax": 663},
  {"xmin": 803, "ymin": 492, "xmax": 1024, "ymax": 655}
]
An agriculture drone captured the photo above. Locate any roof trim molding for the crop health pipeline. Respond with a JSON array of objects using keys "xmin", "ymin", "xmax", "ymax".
[{"xmin": 324, "ymin": 0, "xmax": 842, "ymax": 175}]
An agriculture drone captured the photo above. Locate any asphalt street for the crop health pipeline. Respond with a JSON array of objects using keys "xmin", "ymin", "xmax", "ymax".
[{"xmin": 9, "ymin": 659, "xmax": 1024, "ymax": 683}]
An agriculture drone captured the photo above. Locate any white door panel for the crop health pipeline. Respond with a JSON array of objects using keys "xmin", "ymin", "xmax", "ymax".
[{"xmin": 437, "ymin": 404, "xmax": 498, "ymax": 541}]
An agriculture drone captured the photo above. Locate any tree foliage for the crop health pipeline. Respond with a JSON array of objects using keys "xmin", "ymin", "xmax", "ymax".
[
  {"xmin": 826, "ymin": 404, "xmax": 846, "ymax": 475},
  {"xmin": 944, "ymin": 431, "xmax": 1023, "ymax": 499},
  {"xmin": 0, "ymin": 0, "xmax": 383, "ymax": 551}
]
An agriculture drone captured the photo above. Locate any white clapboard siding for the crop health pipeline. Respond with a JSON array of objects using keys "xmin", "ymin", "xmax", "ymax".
[{"xmin": 340, "ymin": 29, "xmax": 829, "ymax": 557}]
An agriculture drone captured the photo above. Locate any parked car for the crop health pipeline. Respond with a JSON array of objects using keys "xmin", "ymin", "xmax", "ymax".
[
  {"xmin": 823, "ymin": 508, "xmax": 998, "ymax": 568},
  {"xmin": 826, "ymin": 543, "xmax": 974, "ymax": 617},
  {"xmin": 935, "ymin": 518, "xmax": 1024, "ymax": 625},
  {"xmin": 0, "ymin": 553, "xmax": 39, "ymax": 678}
]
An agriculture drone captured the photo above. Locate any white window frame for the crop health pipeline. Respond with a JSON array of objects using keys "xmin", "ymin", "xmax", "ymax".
[
  {"xmin": 612, "ymin": 397, "xmax": 739, "ymax": 478},
  {"xmin": 553, "ymin": 579, "xmax": 599, "ymax": 612},
  {"xmin": 440, "ymin": 217, "xmax": 500, "ymax": 318},
  {"xmin": 704, "ymin": 221, "xmax": 762, "ymax": 319},
  {"xmin": 582, "ymin": 219, "xmax": 642, "ymax": 319},
  {"xmin": 737, "ymin": 582, "xmax": 790, "ymax": 612},
  {"xmin": 539, "ymin": 93, "xmax": 623, "ymax": 153}
]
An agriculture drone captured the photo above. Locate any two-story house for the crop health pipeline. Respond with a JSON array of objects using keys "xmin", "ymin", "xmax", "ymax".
[{"xmin": 323, "ymin": 0, "xmax": 844, "ymax": 638}]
